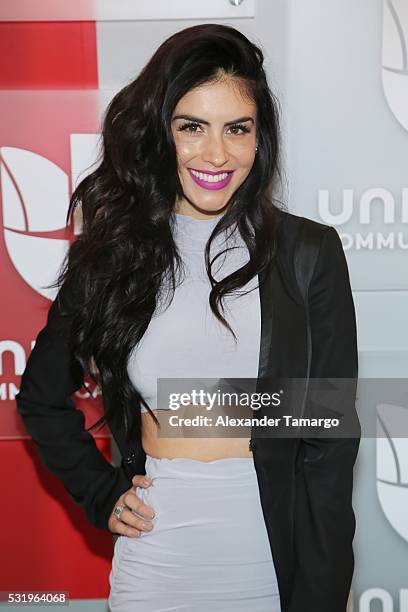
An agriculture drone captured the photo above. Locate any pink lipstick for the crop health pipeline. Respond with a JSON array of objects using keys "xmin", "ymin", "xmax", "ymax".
[{"xmin": 188, "ymin": 168, "xmax": 234, "ymax": 191}]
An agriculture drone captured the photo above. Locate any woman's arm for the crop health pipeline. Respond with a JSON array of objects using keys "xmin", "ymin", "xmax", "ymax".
[
  {"xmin": 15, "ymin": 292, "xmax": 132, "ymax": 531},
  {"xmin": 289, "ymin": 226, "xmax": 361, "ymax": 612}
]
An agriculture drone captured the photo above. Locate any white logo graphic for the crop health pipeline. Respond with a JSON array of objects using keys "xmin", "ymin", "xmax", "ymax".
[
  {"xmin": 0, "ymin": 136, "xmax": 99, "ymax": 299},
  {"xmin": 376, "ymin": 403, "xmax": 408, "ymax": 542},
  {"xmin": 382, "ymin": 0, "xmax": 408, "ymax": 132},
  {"xmin": 1, "ymin": 147, "xmax": 70, "ymax": 300},
  {"xmin": 358, "ymin": 588, "xmax": 408, "ymax": 612}
]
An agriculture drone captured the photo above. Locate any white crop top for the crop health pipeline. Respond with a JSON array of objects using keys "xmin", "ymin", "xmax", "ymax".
[{"xmin": 126, "ymin": 211, "xmax": 261, "ymax": 412}]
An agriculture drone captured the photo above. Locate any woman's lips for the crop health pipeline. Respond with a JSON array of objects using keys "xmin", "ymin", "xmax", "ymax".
[{"xmin": 187, "ymin": 168, "xmax": 234, "ymax": 191}]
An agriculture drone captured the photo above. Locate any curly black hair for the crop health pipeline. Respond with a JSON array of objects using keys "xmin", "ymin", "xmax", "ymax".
[{"xmin": 47, "ymin": 23, "xmax": 286, "ymax": 440}]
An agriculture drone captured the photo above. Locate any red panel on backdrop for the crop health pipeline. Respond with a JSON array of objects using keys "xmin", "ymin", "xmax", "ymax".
[
  {"xmin": 0, "ymin": 439, "xmax": 113, "ymax": 599},
  {"xmin": 0, "ymin": 88, "xmax": 106, "ymax": 436},
  {"xmin": 0, "ymin": 20, "xmax": 116, "ymax": 600},
  {"xmin": 0, "ymin": 22, "xmax": 98, "ymax": 89}
]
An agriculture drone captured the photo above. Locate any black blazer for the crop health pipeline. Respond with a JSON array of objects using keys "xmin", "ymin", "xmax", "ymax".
[{"xmin": 15, "ymin": 210, "xmax": 360, "ymax": 612}]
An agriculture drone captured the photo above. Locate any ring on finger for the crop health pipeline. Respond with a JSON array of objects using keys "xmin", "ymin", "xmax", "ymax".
[{"xmin": 113, "ymin": 503, "xmax": 126, "ymax": 520}]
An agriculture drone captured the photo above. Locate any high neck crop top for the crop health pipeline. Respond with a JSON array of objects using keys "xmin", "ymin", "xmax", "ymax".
[{"xmin": 126, "ymin": 211, "xmax": 261, "ymax": 413}]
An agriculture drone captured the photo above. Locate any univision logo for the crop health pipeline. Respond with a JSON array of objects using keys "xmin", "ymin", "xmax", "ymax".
[
  {"xmin": 0, "ymin": 135, "xmax": 99, "ymax": 299},
  {"xmin": 376, "ymin": 403, "xmax": 408, "ymax": 543},
  {"xmin": 317, "ymin": 188, "xmax": 408, "ymax": 252},
  {"xmin": 1, "ymin": 147, "xmax": 71, "ymax": 300},
  {"xmin": 315, "ymin": 0, "xmax": 408, "ymax": 253},
  {"xmin": 382, "ymin": 0, "xmax": 408, "ymax": 132}
]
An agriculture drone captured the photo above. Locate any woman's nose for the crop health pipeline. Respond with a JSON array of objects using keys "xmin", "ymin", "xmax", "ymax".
[{"xmin": 201, "ymin": 136, "xmax": 229, "ymax": 166}]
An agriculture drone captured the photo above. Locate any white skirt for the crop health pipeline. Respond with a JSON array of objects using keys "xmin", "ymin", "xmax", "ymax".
[{"xmin": 108, "ymin": 454, "xmax": 281, "ymax": 612}]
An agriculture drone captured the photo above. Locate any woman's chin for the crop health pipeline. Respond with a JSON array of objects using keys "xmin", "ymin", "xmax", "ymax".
[{"xmin": 182, "ymin": 187, "xmax": 236, "ymax": 212}]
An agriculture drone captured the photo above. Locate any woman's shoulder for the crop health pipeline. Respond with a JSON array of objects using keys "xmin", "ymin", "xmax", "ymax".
[
  {"xmin": 277, "ymin": 208, "xmax": 331, "ymax": 241},
  {"xmin": 274, "ymin": 209, "xmax": 335, "ymax": 304},
  {"xmin": 276, "ymin": 208, "xmax": 332, "ymax": 258}
]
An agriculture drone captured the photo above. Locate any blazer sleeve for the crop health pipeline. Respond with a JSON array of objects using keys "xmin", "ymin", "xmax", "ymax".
[
  {"xmin": 288, "ymin": 226, "xmax": 361, "ymax": 612},
  {"xmin": 15, "ymin": 292, "xmax": 133, "ymax": 531}
]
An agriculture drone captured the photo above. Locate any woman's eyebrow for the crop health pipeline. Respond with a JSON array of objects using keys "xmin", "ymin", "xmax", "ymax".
[{"xmin": 172, "ymin": 114, "xmax": 255, "ymax": 126}]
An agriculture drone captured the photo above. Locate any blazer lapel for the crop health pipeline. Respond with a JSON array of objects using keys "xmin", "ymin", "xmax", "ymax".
[
  {"xmin": 250, "ymin": 248, "xmax": 308, "ymax": 610},
  {"xmin": 252, "ymin": 251, "xmax": 309, "ymax": 440},
  {"xmin": 255, "ymin": 253, "xmax": 306, "ymax": 380},
  {"xmin": 256, "ymin": 259, "xmax": 276, "ymax": 380}
]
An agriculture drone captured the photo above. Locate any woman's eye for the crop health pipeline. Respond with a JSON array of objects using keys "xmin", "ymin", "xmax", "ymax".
[
  {"xmin": 228, "ymin": 124, "xmax": 251, "ymax": 135},
  {"xmin": 177, "ymin": 122, "xmax": 202, "ymax": 133}
]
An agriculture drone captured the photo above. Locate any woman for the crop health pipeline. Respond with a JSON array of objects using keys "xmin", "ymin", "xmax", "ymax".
[{"xmin": 16, "ymin": 24, "xmax": 360, "ymax": 612}]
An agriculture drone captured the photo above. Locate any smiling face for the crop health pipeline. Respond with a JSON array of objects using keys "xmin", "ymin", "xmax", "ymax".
[{"xmin": 171, "ymin": 75, "xmax": 258, "ymax": 219}]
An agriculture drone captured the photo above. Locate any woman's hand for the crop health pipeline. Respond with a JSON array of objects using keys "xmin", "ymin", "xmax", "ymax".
[{"xmin": 108, "ymin": 474, "xmax": 155, "ymax": 537}]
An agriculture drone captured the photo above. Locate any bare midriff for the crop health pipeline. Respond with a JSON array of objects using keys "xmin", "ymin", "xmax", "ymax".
[{"xmin": 141, "ymin": 407, "xmax": 253, "ymax": 461}]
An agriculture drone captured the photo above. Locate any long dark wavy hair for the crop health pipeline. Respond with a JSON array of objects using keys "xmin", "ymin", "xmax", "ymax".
[{"xmin": 47, "ymin": 23, "xmax": 287, "ymax": 442}]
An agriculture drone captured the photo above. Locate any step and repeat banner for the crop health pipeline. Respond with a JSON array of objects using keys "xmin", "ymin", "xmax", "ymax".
[
  {"xmin": 284, "ymin": 2, "xmax": 408, "ymax": 610},
  {"xmin": 0, "ymin": 0, "xmax": 407, "ymax": 610}
]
